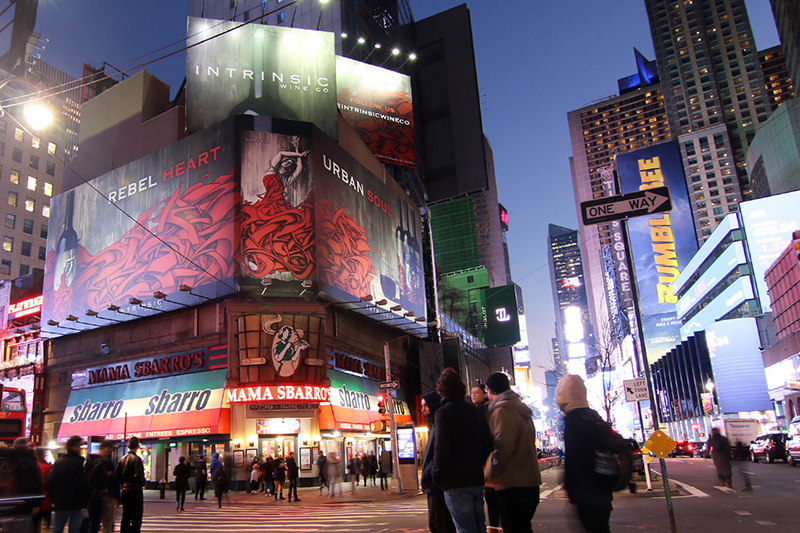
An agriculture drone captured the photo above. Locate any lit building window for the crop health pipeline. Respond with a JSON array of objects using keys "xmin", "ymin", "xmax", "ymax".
[{"xmin": 27, "ymin": 176, "xmax": 36, "ymax": 191}]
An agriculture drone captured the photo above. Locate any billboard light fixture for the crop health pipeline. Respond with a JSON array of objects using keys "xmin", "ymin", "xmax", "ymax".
[
  {"xmin": 390, "ymin": 305, "xmax": 402, "ymax": 312},
  {"xmin": 85, "ymin": 309, "xmax": 122, "ymax": 323},
  {"xmin": 179, "ymin": 284, "xmax": 211, "ymax": 300},
  {"xmin": 374, "ymin": 299, "xmax": 388, "ymax": 306}
]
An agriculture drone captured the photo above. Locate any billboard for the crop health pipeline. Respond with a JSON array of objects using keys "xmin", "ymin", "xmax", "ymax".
[
  {"xmin": 186, "ymin": 18, "xmax": 338, "ymax": 140},
  {"xmin": 238, "ymin": 126, "xmax": 426, "ymax": 318},
  {"xmin": 336, "ymin": 57, "xmax": 415, "ymax": 168},
  {"xmin": 43, "ymin": 119, "xmax": 238, "ymax": 332},
  {"xmin": 481, "ymin": 285, "xmax": 521, "ymax": 347},
  {"xmin": 739, "ymin": 190, "xmax": 800, "ymax": 312},
  {"xmin": 616, "ymin": 141, "xmax": 698, "ymax": 363}
]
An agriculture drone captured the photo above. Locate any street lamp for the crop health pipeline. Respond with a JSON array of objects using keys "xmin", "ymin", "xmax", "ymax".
[{"xmin": 0, "ymin": 77, "xmax": 53, "ymax": 131}]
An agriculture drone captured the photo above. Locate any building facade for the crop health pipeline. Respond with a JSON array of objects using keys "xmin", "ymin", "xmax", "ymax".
[
  {"xmin": 759, "ymin": 45, "xmax": 795, "ymax": 111},
  {"xmin": 770, "ymin": 0, "xmax": 800, "ymax": 91},
  {"xmin": 747, "ymin": 97, "xmax": 800, "ymax": 198}
]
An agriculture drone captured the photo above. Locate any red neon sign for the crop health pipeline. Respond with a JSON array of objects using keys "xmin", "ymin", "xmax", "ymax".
[
  {"xmin": 225, "ymin": 384, "xmax": 330, "ymax": 403},
  {"xmin": 8, "ymin": 295, "xmax": 43, "ymax": 320}
]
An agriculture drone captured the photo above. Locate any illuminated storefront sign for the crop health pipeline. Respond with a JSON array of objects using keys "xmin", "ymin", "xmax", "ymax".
[
  {"xmin": 8, "ymin": 295, "xmax": 43, "ymax": 320},
  {"xmin": 225, "ymin": 384, "xmax": 330, "ymax": 403},
  {"xmin": 57, "ymin": 369, "xmax": 230, "ymax": 443},
  {"xmin": 256, "ymin": 418, "xmax": 301, "ymax": 434},
  {"xmin": 327, "ymin": 347, "xmax": 386, "ymax": 381}
]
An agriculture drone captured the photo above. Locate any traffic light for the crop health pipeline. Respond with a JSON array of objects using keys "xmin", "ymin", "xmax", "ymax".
[{"xmin": 377, "ymin": 395, "xmax": 386, "ymax": 414}]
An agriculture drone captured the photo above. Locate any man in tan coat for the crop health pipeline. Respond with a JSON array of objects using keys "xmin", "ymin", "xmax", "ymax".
[{"xmin": 484, "ymin": 372, "xmax": 542, "ymax": 533}]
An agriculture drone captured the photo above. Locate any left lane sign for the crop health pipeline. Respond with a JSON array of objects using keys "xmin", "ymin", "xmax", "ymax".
[{"xmin": 581, "ymin": 186, "xmax": 672, "ymax": 226}]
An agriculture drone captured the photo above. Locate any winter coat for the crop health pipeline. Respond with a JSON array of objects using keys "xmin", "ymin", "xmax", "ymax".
[
  {"xmin": 326, "ymin": 456, "xmax": 341, "ymax": 481},
  {"xmin": 273, "ymin": 461, "xmax": 287, "ymax": 483},
  {"xmin": 286, "ymin": 457, "xmax": 299, "ymax": 480},
  {"xmin": 196, "ymin": 458, "xmax": 208, "ymax": 482},
  {"xmin": 347, "ymin": 457, "xmax": 359, "ymax": 476},
  {"xmin": 484, "ymin": 389, "xmax": 542, "ymax": 490},
  {"xmin": 421, "ymin": 391, "xmax": 444, "ymax": 495},
  {"xmin": 557, "ymin": 375, "xmax": 623, "ymax": 506},
  {"xmin": 38, "ymin": 460, "xmax": 52, "ymax": 511},
  {"xmin": 209, "ymin": 453, "xmax": 222, "ymax": 478},
  {"xmin": 48, "ymin": 451, "xmax": 89, "ymax": 511},
  {"xmin": 86, "ymin": 454, "xmax": 110, "ymax": 502},
  {"xmin": 212, "ymin": 464, "xmax": 228, "ymax": 492},
  {"xmin": 432, "ymin": 396, "xmax": 494, "ymax": 491},
  {"xmin": 379, "ymin": 451, "xmax": 392, "ymax": 474},
  {"xmin": 173, "ymin": 462, "xmax": 191, "ymax": 491},
  {"xmin": 316, "ymin": 455, "xmax": 327, "ymax": 480},
  {"xmin": 710, "ymin": 432, "xmax": 732, "ymax": 477},
  {"xmin": 1, "ymin": 447, "xmax": 42, "ymax": 497},
  {"xmin": 368, "ymin": 454, "xmax": 378, "ymax": 475}
]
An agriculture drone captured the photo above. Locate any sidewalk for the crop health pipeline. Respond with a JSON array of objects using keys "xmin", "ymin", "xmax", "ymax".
[{"xmin": 144, "ymin": 482, "xmax": 422, "ymax": 505}]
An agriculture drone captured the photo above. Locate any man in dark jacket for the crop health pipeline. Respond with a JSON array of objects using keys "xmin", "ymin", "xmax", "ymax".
[
  {"xmin": 421, "ymin": 391, "xmax": 456, "ymax": 533},
  {"xmin": 286, "ymin": 451, "xmax": 300, "ymax": 502},
  {"xmin": 115, "ymin": 437, "xmax": 145, "ymax": 533},
  {"xmin": 48, "ymin": 435, "xmax": 89, "ymax": 533},
  {"xmin": 556, "ymin": 375, "xmax": 628, "ymax": 533},
  {"xmin": 432, "ymin": 368, "xmax": 493, "ymax": 533},
  {"xmin": 485, "ymin": 372, "xmax": 542, "ymax": 533},
  {"xmin": 260, "ymin": 456, "xmax": 275, "ymax": 497},
  {"xmin": 85, "ymin": 440, "xmax": 117, "ymax": 533},
  {"xmin": 195, "ymin": 455, "xmax": 208, "ymax": 500}
]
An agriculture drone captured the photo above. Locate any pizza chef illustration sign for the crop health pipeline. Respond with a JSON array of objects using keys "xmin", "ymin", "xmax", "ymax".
[{"xmin": 262, "ymin": 315, "xmax": 309, "ymax": 377}]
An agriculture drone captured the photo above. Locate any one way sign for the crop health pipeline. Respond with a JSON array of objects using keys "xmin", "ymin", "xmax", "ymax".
[{"xmin": 580, "ymin": 186, "xmax": 672, "ymax": 226}]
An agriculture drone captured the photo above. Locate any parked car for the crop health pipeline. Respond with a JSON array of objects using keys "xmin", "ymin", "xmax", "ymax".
[
  {"xmin": 669, "ymin": 440, "xmax": 694, "ymax": 457},
  {"xmin": 787, "ymin": 434, "xmax": 800, "ymax": 466},
  {"xmin": 691, "ymin": 441, "xmax": 707, "ymax": 458},
  {"xmin": 749, "ymin": 433, "xmax": 788, "ymax": 463},
  {"xmin": 624, "ymin": 438, "xmax": 645, "ymax": 474}
]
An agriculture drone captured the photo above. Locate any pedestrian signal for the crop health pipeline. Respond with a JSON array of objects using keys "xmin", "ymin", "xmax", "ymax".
[{"xmin": 377, "ymin": 395, "xmax": 386, "ymax": 414}]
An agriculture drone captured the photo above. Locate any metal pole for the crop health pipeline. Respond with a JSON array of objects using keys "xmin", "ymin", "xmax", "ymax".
[
  {"xmin": 619, "ymin": 216, "xmax": 677, "ymax": 532},
  {"xmin": 383, "ymin": 342, "xmax": 403, "ymax": 494}
]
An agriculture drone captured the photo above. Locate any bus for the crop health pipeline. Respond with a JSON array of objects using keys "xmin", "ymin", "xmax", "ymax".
[{"xmin": 0, "ymin": 385, "xmax": 27, "ymax": 446}]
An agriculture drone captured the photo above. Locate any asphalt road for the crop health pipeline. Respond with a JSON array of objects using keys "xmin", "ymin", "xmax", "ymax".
[{"xmin": 129, "ymin": 458, "xmax": 800, "ymax": 532}]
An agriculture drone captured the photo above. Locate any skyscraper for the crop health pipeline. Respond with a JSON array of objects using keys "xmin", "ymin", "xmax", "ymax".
[
  {"xmin": 759, "ymin": 45, "xmax": 795, "ymax": 111},
  {"xmin": 547, "ymin": 224, "xmax": 592, "ymax": 374},
  {"xmin": 769, "ymin": 0, "xmax": 800, "ymax": 90},
  {"xmin": 644, "ymin": 0, "xmax": 770, "ymax": 240},
  {"xmin": 567, "ymin": 51, "xmax": 670, "ymax": 336}
]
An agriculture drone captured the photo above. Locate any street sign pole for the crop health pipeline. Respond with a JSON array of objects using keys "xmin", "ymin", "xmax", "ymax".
[
  {"xmin": 383, "ymin": 342, "xmax": 403, "ymax": 494},
  {"xmin": 618, "ymin": 202, "xmax": 677, "ymax": 533}
]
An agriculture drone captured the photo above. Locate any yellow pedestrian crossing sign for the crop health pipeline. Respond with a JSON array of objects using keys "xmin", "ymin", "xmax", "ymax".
[{"xmin": 643, "ymin": 429, "xmax": 676, "ymax": 459}]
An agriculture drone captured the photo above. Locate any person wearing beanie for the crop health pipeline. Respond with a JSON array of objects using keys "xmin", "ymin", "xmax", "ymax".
[
  {"xmin": 484, "ymin": 372, "xmax": 541, "ymax": 533},
  {"xmin": 421, "ymin": 391, "xmax": 456, "ymax": 533},
  {"xmin": 555, "ymin": 374, "xmax": 628, "ymax": 533}
]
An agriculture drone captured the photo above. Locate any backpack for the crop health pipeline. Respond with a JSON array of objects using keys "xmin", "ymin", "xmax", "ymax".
[{"xmin": 582, "ymin": 411, "xmax": 634, "ymax": 492}]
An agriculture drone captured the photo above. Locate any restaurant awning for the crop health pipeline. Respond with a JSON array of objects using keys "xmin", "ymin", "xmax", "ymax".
[{"xmin": 57, "ymin": 369, "xmax": 230, "ymax": 443}]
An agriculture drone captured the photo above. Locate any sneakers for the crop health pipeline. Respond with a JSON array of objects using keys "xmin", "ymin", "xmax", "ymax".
[{"xmin": 743, "ymin": 486, "xmax": 753, "ymax": 492}]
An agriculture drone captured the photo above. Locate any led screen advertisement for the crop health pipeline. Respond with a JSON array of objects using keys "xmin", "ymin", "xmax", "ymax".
[
  {"xmin": 336, "ymin": 57, "xmax": 415, "ymax": 168},
  {"xmin": 238, "ymin": 126, "xmax": 426, "ymax": 318},
  {"xmin": 705, "ymin": 318, "xmax": 772, "ymax": 414},
  {"xmin": 186, "ymin": 17, "xmax": 338, "ymax": 140},
  {"xmin": 481, "ymin": 285, "xmax": 521, "ymax": 347},
  {"xmin": 43, "ymin": 120, "xmax": 238, "ymax": 333},
  {"xmin": 616, "ymin": 141, "xmax": 698, "ymax": 363},
  {"xmin": 739, "ymin": 189, "xmax": 800, "ymax": 312}
]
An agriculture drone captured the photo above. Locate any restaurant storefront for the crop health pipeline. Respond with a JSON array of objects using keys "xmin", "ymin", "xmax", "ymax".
[{"xmin": 57, "ymin": 346, "xmax": 230, "ymax": 485}]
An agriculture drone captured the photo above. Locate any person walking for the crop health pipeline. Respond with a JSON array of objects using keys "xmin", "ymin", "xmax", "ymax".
[
  {"xmin": 173, "ymin": 456, "xmax": 191, "ymax": 510},
  {"xmin": 359, "ymin": 453, "xmax": 370, "ymax": 486},
  {"xmin": 48, "ymin": 436, "xmax": 89, "ymax": 533},
  {"xmin": 35, "ymin": 447, "xmax": 53, "ymax": 531},
  {"xmin": 212, "ymin": 461, "xmax": 229, "ymax": 508},
  {"xmin": 379, "ymin": 449, "xmax": 392, "ymax": 490},
  {"xmin": 5, "ymin": 437, "xmax": 43, "ymax": 532},
  {"xmin": 708, "ymin": 428, "xmax": 733, "ymax": 488},
  {"xmin": 421, "ymin": 392, "xmax": 457, "ymax": 533},
  {"xmin": 115, "ymin": 437, "xmax": 146, "ymax": 533},
  {"xmin": 556, "ymin": 375, "xmax": 630, "ymax": 533},
  {"xmin": 286, "ymin": 452, "xmax": 300, "ymax": 502},
  {"xmin": 326, "ymin": 453, "xmax": 341, "ymax": 496},
  {"xmin": 86, "ymin": 440, "xmax": 116, "ymax": 533},
  {"xmin": 368, "ymin": 451, "xmax": 378, "ymax": 486},
  {"xmin": 484, "ymin": 372, "xmax": 542, "ymax": 533},
  {"xmin": 316, "ymin": 451, "xmax": 328, "ymax": 494},
  {"xmin": 195, "ymin": 455, "xmax": 208, "ymax": 500},
  {"xmin": 273, "ymin": 457, "xmax": 287, "ymax": 500},
  {"xmin": 97, "ymin": 441, "xmax": 120, "ymax": 533},
  {"xmin": 471, "ymin": 382, "xmax": 499, "ymax": 533},
  {"xmin": 261, "ymin": 456, "xmax": 275, "ymax": 497},
  {"xmin": 431, "ymin": 368, "xmax": 494, "ymax": 533},
  {"xmin": 347, "ymin": 454, "xmax": 359, "ymax": 495}
]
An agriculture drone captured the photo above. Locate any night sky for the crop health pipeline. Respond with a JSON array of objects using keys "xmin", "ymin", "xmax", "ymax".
[{"xmin": 14, "ymin": 0, "xmax": 781, "ymax": 389}]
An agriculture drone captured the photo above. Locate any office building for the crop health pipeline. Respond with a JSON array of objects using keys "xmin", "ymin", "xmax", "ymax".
[
  {"xmin": 568, "ymin": 51, "xmax": 670, "ymax": 340},
  {"xmin": 747, "ymin": 97, "xmax": 800, "ymax": 198},
  {"xmin": 759, "ymin": 45, "xmax": 795, "ymax": 111},
  {"xmin": 644, "ymin": 0, "xmax": 770, "ymax": 236},
  {"xmin": 770, "ymin": 0, "xmax": 800, "ymax": 90}
]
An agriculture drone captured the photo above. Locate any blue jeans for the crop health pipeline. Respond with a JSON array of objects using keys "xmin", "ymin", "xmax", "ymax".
[
  {"xmin": 53, "ymin": 509, "xmax": 83, "ymax": 533},
  {"xmin": 443, "ymin": 486, "xmax": 486, "ymax": 533}
]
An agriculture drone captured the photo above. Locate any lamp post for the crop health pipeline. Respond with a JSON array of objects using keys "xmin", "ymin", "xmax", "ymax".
[{"xmin": 0, "ymin": 77, "xmax": 53, "ymax": 131}]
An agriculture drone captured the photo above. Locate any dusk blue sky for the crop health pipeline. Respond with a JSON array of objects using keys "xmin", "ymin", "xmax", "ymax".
[{"xmin": 19, "ymin": 0, "xmax": 781, "ymax": 388}]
